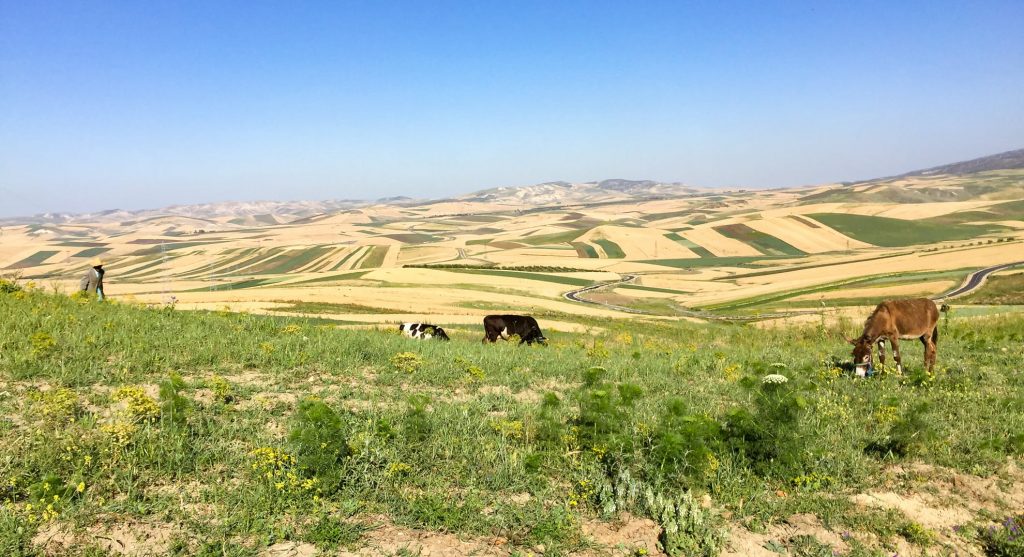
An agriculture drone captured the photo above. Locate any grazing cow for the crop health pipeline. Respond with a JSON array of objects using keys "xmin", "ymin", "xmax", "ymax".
[
  {"xmin": 482, "ymin": 315, "xmax": 547, "ymax": 345},
  {"xmin": 847, "ymin": 298, "xmax": 940, "ymax": 375},
  {"xmin": 398, "ymin": 323, "xmax": 450, "ymax": 341}
]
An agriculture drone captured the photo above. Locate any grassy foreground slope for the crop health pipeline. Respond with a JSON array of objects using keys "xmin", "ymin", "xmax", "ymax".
[{"xmin": 1, "ymin": 286, "xmax": 1023, "ymax": 556}]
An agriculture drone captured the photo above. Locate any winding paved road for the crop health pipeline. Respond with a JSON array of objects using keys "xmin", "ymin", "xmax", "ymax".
[
  {"xmin": 562, "ymin": 274, "xmax": 650, "ymax": 314},
  {"xmin": 936, "ymin": 260, "xmax": 1024, "ymax": 299},
  {"xmin": 562, "ymin": 275, "xmax": 819, "ymax": 321},
  {"xmin": 563, "ymin": 261, "xmax": 1024, "ymax": 320}
]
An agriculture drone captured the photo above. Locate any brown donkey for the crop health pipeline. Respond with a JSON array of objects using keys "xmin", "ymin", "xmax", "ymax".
[{"xmin": 847, "ymin": 298, "xmax": 940, "ymax": 374}]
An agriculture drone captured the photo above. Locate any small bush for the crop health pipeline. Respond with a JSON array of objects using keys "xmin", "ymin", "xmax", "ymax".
[
  {"xmin": 159, "ymin": 374, "xmax": 190, "ymax": 427},
  {"xmin": 289, "ymin": 398, "xmax": 352, "ymax": 488},
  {"xmin": 650, "ymin": 398, "xmax": 721, "ymax": 482}
]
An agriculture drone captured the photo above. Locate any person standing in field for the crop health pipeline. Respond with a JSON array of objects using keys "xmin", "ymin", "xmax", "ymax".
[{"xmin": 79, "ymin": 258, "xmax": 106, "ymax": 300}]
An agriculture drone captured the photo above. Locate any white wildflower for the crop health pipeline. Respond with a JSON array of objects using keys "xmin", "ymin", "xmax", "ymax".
[{"xmin": 762, "ymin": 374, "xmax": 789, "ymax": 385}]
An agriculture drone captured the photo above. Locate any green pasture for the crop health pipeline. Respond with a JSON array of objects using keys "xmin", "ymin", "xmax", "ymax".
[{"xmin": 0, "ymin": 285, "xmax": 1020, "ymax": 555}]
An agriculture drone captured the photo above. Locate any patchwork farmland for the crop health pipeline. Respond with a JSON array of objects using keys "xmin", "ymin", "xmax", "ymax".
[{"xmin": 2, "ymin": 170, "xmax": 1023, "ymax": 327}]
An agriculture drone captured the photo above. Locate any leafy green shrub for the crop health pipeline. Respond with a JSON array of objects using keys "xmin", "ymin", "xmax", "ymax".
[
  {"xmin": 289, "ymin": 398, "xmax": 352, "ymax": 488},
  {"xmin": 159, "ymin": 374, "xmax": 190, "ymax": 427},
  {"xmin": 403, "ymin": 394, "xmax": 432, "ymax": 442},
  {"xmin": 722, "ymin": 374, "xmax": 810, "ymax": 476},
  {"xmin": 650, "ymin": 398, "xmax": 721, "ymax": 482},
  {"xmin": 575, "ymin": 367, "xmax": 643, "ymax": 456}
]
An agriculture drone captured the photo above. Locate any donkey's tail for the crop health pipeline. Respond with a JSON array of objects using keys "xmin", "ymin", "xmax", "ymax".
[{"xmin": 932, "ymin": 325, "xmax": 939, "ymax": 345}]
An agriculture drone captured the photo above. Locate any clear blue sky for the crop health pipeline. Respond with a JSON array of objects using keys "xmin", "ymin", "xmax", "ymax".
[{"xmin": 2, "ymin": 1, "xmax": 1022, "ymax": 216}]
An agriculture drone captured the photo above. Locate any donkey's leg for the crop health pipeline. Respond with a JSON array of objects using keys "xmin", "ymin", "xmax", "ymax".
[
  {"xmin": 890, "ymin": 337, "xmax": 903, "ymax": 374},
  {"xmin": 877, "ymin": 338, "xmax": 886, "ymax": 366},
  {"xmin": 922, "ymin": 333, "xmax": 936, "ymax": 373}
]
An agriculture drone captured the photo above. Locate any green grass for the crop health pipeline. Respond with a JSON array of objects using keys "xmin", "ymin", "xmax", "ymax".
[
  {"xmin": 1, "ymin": 287, "xmax": 1022, "ymax": 556},
  {"xmin": 713, "ymin": 224, "xmax": 805, "ymax": 256},
  {"xmin": 809, "ymin": 213, "xmax": 1006, "ymax": 247},
  {"xmin": 593, "ymin": 239, "xmax": 626, "ymax": 259}
]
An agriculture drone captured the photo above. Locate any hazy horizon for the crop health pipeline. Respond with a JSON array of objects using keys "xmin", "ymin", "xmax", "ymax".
[{"xmin": 2, "ymin": 1, "xmax": 1023, "ymax": 217}]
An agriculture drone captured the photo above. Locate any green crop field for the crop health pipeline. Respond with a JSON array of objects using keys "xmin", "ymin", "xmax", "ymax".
[
  {"xmin": 593, "ymin": 239, "xmax": 625, "ymax": 259},
  {"xmin": 713, "ymin": 224, "xmax": 805, "ymax": 256},
  {"xmin": 357, "ymin": 246, "xmax": 389, "ymax": 269},
  {"xmin": 570, "ymin": 242, "xmax": 599, "ymax": 258},
  {"xmin": 664, "ymin": 232, "xmax": 714, "ymax": 258},
  {"xmin": 70, "ymin": 247, "xmax": 111, "ymax": 259},
  {"xmin": 2, "ymin": 283, "xmax": 1022, "ymax": 556},
  {"xmin": 6, "ymin": 251, "xmax": 59, "ymax": 270},
  {"xmin": 809, "ymin": 214, "xmax": 1006, "ymax": 247}
]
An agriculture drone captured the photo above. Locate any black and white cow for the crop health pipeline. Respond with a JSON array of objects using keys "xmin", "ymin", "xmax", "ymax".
[
  {"xmin": 482, "ymin": 315, "xmax": 547, "ymax": 345},
  {"xmin": 398, "ymin": 323, "xmax": 450, "ymax": 341}
]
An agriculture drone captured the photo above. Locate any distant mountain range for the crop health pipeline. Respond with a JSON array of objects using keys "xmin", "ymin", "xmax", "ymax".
[
  {"xmin": 3, "ymin": 148, "xmax": 1021, "ymax": 225},
  {"xmin": 453, "ymin": 179, "xmax": 702, "ymax": 206},
  {"xmin": 894, "ymin": 148, "xmax": 1024, "ymax": 178}
]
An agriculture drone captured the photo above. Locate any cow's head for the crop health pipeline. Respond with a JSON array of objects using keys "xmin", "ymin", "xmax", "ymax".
[{"xmin": 433, "ymin": 327, "xmax": 450, "ymax": 341}]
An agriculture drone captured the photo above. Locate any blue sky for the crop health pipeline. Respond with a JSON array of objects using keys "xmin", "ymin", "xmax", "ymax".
[{"xmin": 1, "ymin": 1, "xmax": 1022, "ymax": 216}]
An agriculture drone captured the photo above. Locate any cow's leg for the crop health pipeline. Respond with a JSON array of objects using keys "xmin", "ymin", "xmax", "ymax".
[
  {"xmin": 890, "ymin": 337, "xmax": 903, "ymax": 374},
  {"xmin": 877, "ymin": 338, "xmax": 886, "ymax": 367}
]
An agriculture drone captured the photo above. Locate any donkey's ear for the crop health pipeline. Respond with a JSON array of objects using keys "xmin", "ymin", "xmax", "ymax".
[{"xmin": 835, "ymin": 331, "xmax": 857, "ymax": 345}]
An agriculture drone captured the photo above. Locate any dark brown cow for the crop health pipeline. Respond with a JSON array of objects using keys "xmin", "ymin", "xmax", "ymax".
[
  {"xmin": 482, "ymin": 315, "xmax": 547, "ymax": 345},
  {"xmin": 847, "ymin": 298, "xmax": 940, "ymax": 375}
]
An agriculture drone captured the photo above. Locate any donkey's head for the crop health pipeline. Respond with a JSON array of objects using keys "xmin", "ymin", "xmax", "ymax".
[{"xmin": 848, "ymin": 335, "xmax": 873, "ymax": 374}]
